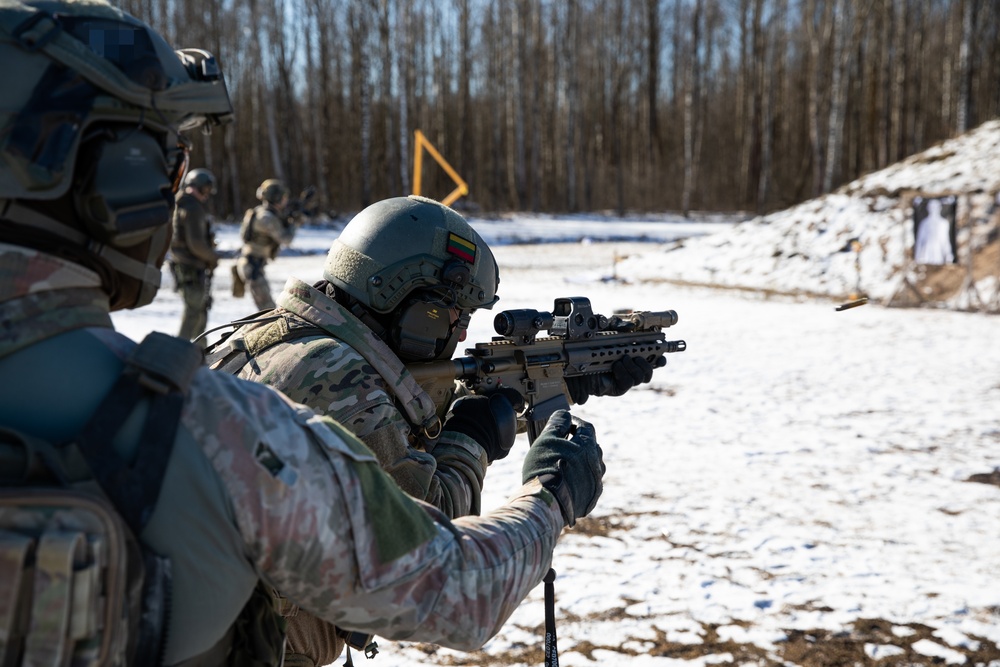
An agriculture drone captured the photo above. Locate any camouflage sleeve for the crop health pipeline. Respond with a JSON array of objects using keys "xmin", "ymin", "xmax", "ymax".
[
  {"xmin": 189, "ymin": 369, "xmax": 564, "ymax": 651},
  {"xmin": 423, "ymin": 431, "xmax": 488, "ymax": 517},
  {"xmin": 363, "ymin": 422, "xmax": 437, "ymax": 500},
  {"xmin": 243, "ymin": 336, "xmax": 484, "ymax": 518}
]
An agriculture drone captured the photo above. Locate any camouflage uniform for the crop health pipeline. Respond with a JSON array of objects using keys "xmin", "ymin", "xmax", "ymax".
[
  {"xmin": 0, "ymin": 244, "xmax": 565, "ymax": 665},
  {"xmin": 207, "ymin": 277, "xmax": 491, "ymax": 664},
  {"xmin": 209, "ymin": 277, "xmax": 485, "ymax": 515},
  {"xmin": 238, "ymin": 203, "xmax": 295, "ymax": 310},
  {"xmin": 170, "ymin": 190, "xmax": 218, "ymax": 343}
]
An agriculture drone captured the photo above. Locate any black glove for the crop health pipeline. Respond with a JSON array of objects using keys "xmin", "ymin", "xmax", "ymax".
[
  {"xmin": 565, "ymin": 354, "xmax": 662, "ymax": 405},
  {"xmin": 521, "ymin": 410, "xmax": 605, "ymax": 526},
  {"xmin": 442, "ymin": 392, "xmax": 518, "ymax": 463}
]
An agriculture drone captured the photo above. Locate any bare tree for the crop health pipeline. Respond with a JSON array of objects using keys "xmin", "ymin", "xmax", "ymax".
[
  {"xmin": 956, "ymin": 0, "xmax": 973, "ymax": 133},
  {"xmin": 350, "ymin": 3, "xmax": 373, "ymax": 207},
  {"xmin": 682, "ymin": 0, "xmax": 703, "ymax": 217},
  {"xmin": 106, "ymin": 0, "xmax": 1000, "ymax": 217},
  {"xmin": 823, "ymin": 0, "xmax": 848, "ymax": 192}
]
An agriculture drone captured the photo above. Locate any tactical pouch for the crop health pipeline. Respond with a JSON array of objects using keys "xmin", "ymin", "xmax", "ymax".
[
  {"xmin": 231, "ymin": 264, "xmax": 245, "ymax": 298},
  {"xmin": 239, "ymin": 207, "xmax": 256, "ymax": 244},
  {"xmin": 0, "ymin": 332, "xmax": 203, "ymax": 667},
  {"xmin": 0, "ymin": 488, "xmax": 130, "ymax": 667}
]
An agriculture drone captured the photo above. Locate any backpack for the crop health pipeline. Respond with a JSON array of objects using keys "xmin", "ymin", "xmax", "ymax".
[
  {"xmin": 239, "ymin": 207, "xmax": 257, "ymax": 244},
  {"xmin": 0, "ymin": 333, "xmax": 203, "ymax": 667}
]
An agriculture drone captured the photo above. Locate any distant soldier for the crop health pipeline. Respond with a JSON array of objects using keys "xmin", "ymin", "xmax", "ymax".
[
  {"xmin": 170, "ymin": 167, "xmax": 219, "ymax": 344},
  {"xmin": 236, "ymin": 178, "xmax": 294, "ymax": 309}
]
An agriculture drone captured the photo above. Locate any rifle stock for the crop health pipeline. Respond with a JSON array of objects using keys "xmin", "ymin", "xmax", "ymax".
[{"xmin": 407, "ymin": 296, "xmax": 686, "ymax": 442}]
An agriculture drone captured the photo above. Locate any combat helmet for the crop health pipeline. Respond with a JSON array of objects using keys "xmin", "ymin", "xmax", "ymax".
[
  {"xmin": 256, "ymin": 179, "xmax": 288, "ymax": 204},
  {"xmin": 324, "ymin": 195, "xmax": 500, "ymax": 360},
  {"xmin": 183, "ymin": 168, "xmax": 217, "ymax": 195},
  {"xmin": 0, "ymin": 0, "xmax": 232, "ymax": 309}
]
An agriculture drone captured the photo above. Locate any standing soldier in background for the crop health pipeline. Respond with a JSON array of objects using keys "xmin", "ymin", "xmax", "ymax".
[
  {"xmin": 0, "ymin": 2, "xmax": 608, "ymax": 665},
  {"xmin": 170, "ymin": 167, "xmax": 219, "ymax": 345},
  {"xmin": 235, "ymin": 178, "xmax": 294, "ymax": 309}
]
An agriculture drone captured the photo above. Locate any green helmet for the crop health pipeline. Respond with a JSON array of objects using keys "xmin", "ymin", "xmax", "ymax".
[
  {"xmin": 0, "ymin": 0, "xmax": 233, "ymax": 309},
  {"xmin": 256, "ymin": 179, "xmax": 288, "ymax": 204},
  {"xmin": 183, "ymin": 168, "xmax": 217, "ymax": 194},
  {"xmin": 324, "ymin": 195, "xmax": 500, "ymax": 360}
]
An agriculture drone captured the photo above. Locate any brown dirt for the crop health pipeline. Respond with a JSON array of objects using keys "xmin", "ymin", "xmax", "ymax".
[
  {"xmin": 966, "ymin": 468, "xmax": 1000, "ymax": 488},
  {"xmin": 402, "ymin": 506, "xmax": 1000, "ymax": 666},
  {"xmin": 424, "ymin": 617, "xmax": 1000, "ymax": 666},
  {"xmin": 890, "ymin": 239, "xmax": 1000, "ymax": 308}
]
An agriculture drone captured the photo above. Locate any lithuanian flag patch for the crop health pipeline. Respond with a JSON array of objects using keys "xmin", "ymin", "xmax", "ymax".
[{"xmin": 447, "ymin": 232, "xmax": 476, "ymax": 263}]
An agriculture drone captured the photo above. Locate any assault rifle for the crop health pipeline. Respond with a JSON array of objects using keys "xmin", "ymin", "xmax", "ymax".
[
  {"xmin": 407, "ymin": 297, "xmax": 687, "ymax": 442},
  {"xmin": 284, "ymin": 185, "xmax": 318, "ymax": 225}
]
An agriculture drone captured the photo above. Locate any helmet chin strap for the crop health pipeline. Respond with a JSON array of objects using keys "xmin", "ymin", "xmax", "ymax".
[
  {"xmin": 0, "ymin": 199, "xmax": 163, "ymax": 306},
  {"xmin": 437, "ymin": 310, "xmax": 471, "ymax": 360}
]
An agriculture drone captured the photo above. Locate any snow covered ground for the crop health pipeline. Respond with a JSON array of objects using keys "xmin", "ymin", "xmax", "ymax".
[{"xmin": 114, "ymin": 212, "xmax": 1000, "ymax": 666}]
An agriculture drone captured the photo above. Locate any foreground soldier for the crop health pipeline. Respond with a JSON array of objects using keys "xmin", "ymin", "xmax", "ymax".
[
  {"xmin": 206, "ymin": 195, "xmax": 657, "ymax": 666},
  {"xmin": 170, "ymin": 167, "xmax": 219, "ymax": 345},
  {"xmin": 236, "ymin": 178, "xmax": 294, "ymax": 309},
  {"xmin": 0, "ymin": 3, "xmax": 606, "ymax": 666}
]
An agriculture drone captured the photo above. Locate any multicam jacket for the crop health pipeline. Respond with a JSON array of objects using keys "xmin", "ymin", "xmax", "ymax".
[
  {"xmin": 206, "ymin": 277, "xmax": 488, "ymax": 518},
  {"xmin": 0, "ymin": 244, "xmax": 565, "ymax": 665},
  {"xmin": 241, "ymin": 204, "xmax": 294, "ymax": 260},
  {"xmin": 170, "ymin": 191, "xmax": 217, "ymax": 269}
]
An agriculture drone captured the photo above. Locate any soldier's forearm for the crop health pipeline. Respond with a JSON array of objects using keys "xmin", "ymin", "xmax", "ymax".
[{"xmin": 238, "ymin": 411, "xmax": 562, "ymax": 652}]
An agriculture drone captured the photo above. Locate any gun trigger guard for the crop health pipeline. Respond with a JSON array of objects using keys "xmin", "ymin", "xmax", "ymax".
[{"xmin": 422, "ymin": 416, "xmax": 442, "ymax": 440}]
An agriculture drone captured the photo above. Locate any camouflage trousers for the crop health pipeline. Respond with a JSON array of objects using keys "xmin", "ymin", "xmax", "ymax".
[
  {"xmin": 172, "ymin": 262, "xmax": 213, "ymax": 346},
  {"xmin": 237, "ymin": 254, "xmax": 275, "ymax": 310}
]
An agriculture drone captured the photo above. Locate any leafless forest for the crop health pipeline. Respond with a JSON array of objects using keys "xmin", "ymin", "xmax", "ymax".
[{"xmin": 117, "ymin": 0, "xmax": 1000, "ymax": 218}]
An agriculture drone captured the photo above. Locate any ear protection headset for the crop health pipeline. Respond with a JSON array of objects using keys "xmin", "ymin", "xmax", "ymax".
[
  {"xmin": 390, "ymin": 259, "xmax": 474, "ymax": 361},
  {"xmin": 72, "ymin": 123, "xmax": 180, "ymax": 247}
]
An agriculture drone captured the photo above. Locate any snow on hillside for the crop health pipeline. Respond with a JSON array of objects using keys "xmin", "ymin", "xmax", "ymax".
[{"xmin": 615, "ymin": 120, "xmax": 1000, "ymax": 309}]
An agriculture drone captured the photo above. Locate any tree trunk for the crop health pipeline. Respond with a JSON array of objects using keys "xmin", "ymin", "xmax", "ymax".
[
  {"xmin": 646, "ymin": 0, "xmax": 661, "ymax": 166},
  {"xmin": 397, "ymin": 0, "xmax": 412, "ymax": 197},
  {"xmin": 956, "ymin": 0, "xmax": 973, "ymax": 133},
  {"xmin": 350, "ymin": 4, "xmax": 372, "ymax": 207},
  {"xmin": 823, "ymin": 0, "xmax": 847, "ymax": 192},
  {"xmin": 682, "ymin": 0, "xmax": 702, "ymax": 217},
  {"xmin": 563, "ymin": 0, "xmax": 579, "ymax": 212},
  {"xmin": 806, "ymin": 0, "xmax": 824, "ymax": 197},
  {"xmin": 378, "ymin": 0, "xmax": 398, "ymax": 197}
]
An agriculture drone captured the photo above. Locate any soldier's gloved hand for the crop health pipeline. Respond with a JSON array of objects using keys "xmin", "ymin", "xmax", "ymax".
[
  {"xmin": 565, "ymin": 354, "xmax": 663, "ymax": 405},
  {"xmin": 521, "ymin": 410, "xmax": 605, "ymax": 526},
  {"xmin": 443, "ymin": 392, "xmax": 518, "ymax": 463}
]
